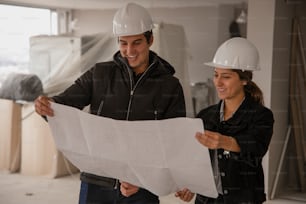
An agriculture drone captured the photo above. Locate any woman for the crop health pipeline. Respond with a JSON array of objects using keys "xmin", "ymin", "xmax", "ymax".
[{"xmin": 177, "ymin": 37, "xmax": 274, "ymax": 204}]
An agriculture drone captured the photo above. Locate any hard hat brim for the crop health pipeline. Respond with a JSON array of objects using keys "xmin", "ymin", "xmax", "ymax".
[
  {"xmin": 204, "ymin": 62, "xmax": 235, "ymax": 69},
  {"xmin": 204, "ymin": 62, "xmax": 260, "ymax": 71}
]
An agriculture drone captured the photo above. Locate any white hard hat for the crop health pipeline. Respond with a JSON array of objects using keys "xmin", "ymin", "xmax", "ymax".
[
  {"xmin": 205, "ymin": 37, "xmax": 260, "ymax": 71},
  {"xmin": 113, "ymin": 3, "xmax": 154, "ymax": 37}
]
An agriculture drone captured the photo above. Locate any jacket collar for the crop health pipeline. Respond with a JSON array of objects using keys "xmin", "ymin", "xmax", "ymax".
[{"xmin": 217, "ymin": 95, "xmax": 253, "ymax": 125}]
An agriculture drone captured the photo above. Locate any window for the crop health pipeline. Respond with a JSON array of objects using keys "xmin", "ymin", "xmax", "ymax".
[{"xmin": 0, "ymin": 4, "xmax": 58, "ymax": 88}]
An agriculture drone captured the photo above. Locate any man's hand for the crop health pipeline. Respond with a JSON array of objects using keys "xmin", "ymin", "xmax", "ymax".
[
  {"xmin": 34, "ymin": 95, "xmax": 54, "ymax": 117},
  {"xmin": 120, "ymin": 181, "xmax": 139, "ymax": 197},
  {"xmin": 175, "ymin": 188, "xmax": 194, "ymax": 202}
]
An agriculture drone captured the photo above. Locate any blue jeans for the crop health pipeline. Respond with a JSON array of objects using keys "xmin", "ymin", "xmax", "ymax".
[
  {"xmin": 79, "ymin": 181, "xmax": 159, "ymax": 204},
  {"xmin": 79, "ymin": 181, "xmax": 118, "ymax": 204}
]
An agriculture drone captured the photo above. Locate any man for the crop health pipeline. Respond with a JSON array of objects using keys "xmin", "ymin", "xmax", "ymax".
[{"xmin": 34, "ymin": 2, "xmax": 186, "ymax": 204}]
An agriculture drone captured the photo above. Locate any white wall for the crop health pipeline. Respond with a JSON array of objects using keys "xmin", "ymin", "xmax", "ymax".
[
  {"xmin": 247, "ymin": 0, "xmax": 306, "ymax": 200},
  {"xmin": 150, "ymin": 6, "xmax": 220, "ymax": 84},
  {"xmin": 247, "ymin": 0, "xmax": 275, "ymax": 199}
]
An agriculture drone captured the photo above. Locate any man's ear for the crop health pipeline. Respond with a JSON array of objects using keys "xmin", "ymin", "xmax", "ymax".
[{"xmin": 149, "ymin": 36, "xmax": 154, "ymax": 46}]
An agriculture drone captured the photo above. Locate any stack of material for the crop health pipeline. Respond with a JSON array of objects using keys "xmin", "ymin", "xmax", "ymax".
[
  {"xmin": 0, "ymin": 99, "xmax": 79, "ymax": 177},
  {"xmin": 21, "ymin": 103, "xmax": 79, "ymax": 178},
  {"xmin": 0, "ymin": 99, "xmax": 21, "ymax": 173}
]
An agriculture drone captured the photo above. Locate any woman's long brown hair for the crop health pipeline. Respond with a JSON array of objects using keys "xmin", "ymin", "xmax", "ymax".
[{"xmin": 233, "ymin": 70, "xmax": 264, "ymax": 105}]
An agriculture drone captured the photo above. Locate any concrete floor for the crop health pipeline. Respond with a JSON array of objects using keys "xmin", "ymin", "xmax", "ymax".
[{"xmin": 0, "ymin": 171, "xmax": 304, "ymax": 204}]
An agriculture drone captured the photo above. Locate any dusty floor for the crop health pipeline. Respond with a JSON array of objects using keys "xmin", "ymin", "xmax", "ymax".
[{"xmin": 0, "ymin": 171, "xmax": 304, "ymax": 204}]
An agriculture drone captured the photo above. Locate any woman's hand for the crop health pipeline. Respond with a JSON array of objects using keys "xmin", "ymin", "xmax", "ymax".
[
  {"xmin": 195, "ymin": 130, "xmax": 240, "ymax": 152},
  {"xmin": 120, "ymin": 181, "xmax": 139, "ymax": 197},
  {"xmin": 175, "ymin": 188, "xmax": 195, "ymax": 202}
]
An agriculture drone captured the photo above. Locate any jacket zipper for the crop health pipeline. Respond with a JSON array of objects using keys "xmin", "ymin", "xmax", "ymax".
[{"xmin": 125, "ymin": 62, "xmax": 155, "ymax": 120}]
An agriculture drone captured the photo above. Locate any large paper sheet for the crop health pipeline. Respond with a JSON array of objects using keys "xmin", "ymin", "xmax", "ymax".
[{"xmin": 48, "ymin": 102, "xmax": 218, "ymax": 197}]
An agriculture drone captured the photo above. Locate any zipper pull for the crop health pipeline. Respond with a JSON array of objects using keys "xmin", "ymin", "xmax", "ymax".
[
  {"xmin": 114, "ymin": 179, "xmax": 119, "ymax": 189},
  {"xmin": 154, "ymin": 110, "xmax": 158, "ymax": 120},
  {"xmin": 130, "ymin": 90, "xmax": 134, "ymax": 96},
  {"xmin": 223, "ymin": 150, "xmax": 230, "ymax": 159}
]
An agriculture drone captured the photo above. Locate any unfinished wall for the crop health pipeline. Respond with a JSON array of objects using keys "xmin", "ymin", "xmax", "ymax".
[
  {"xmin": 247, "ymin": 0, "xmax": 276, "ymax": 198},
  {"xmin": 274, "ymin": 1, "xmax": 306, "ymax": 201},
  {"xmin": 248, "ymin": 0, "xmax": 306, "ymax": 201},
  {"xmin": 269, "ymin": 0, "xmax": 295, "ymax": 199}
]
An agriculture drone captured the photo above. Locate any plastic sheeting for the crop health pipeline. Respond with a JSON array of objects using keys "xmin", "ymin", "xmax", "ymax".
[
  {"xmin": 29, "ymin": 33, "xmax": 118, "ymax": 96},
  {"xmin": 0, "ymin": 73, "xmax": 43, "ymax": 102},
  {"xmin": 28, "ymin": 23, "xmax": 193, "ymax": 115}
]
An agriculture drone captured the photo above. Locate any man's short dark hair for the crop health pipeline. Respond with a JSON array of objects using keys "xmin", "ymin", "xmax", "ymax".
[{"xmin": 144, "ymin": 30, "xmax": 153, "ymax": 43}]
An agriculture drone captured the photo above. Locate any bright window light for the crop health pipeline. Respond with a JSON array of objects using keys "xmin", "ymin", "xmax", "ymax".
[{"xmin": 0, "ymin": 4, "xmax": 58, "ymax": 88}]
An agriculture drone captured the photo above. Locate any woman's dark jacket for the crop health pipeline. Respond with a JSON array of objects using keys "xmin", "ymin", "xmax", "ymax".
[
  {"xmin": 52, "ymin": 51, "xmax": 186, "ymax": 196},
  {"xmin": 196, "ymin": 95, "xmax": 274, "ymax": 204}
]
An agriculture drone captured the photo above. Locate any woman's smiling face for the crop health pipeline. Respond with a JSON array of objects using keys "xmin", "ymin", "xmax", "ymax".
[{"xmin": 213, "ymin": 68, "xmax": 246, "ymax": 101}]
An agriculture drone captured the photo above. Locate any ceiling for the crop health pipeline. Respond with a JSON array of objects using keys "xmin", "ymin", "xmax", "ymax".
[{"xmin": 1, "ymin": 0, "xmax": 248, "ymax": 10}]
